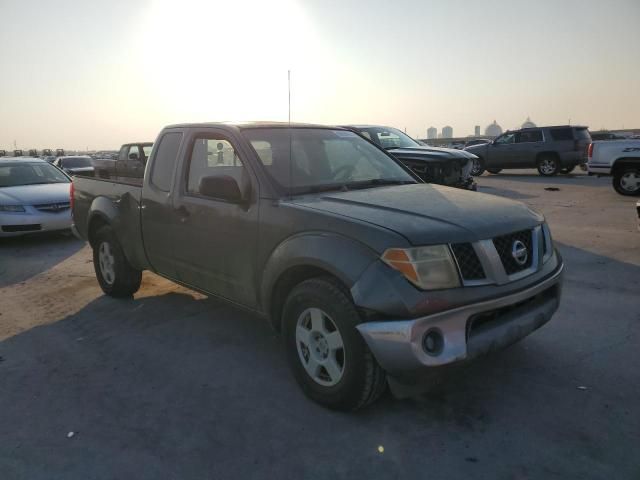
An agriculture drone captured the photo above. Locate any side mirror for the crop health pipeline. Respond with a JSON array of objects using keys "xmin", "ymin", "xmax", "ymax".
[
  {"xmin": 198, "ymin": 175, "xmax": 244, "ymax": 203},
  {"xmin": 128, "ymin": 152, "xmax": 139, "ymax": 161}
]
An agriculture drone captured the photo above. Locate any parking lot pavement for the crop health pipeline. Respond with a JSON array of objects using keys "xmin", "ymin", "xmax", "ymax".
[{"xmin": 0, "ymin": 171, "xmax": 638, "ymax": 479}]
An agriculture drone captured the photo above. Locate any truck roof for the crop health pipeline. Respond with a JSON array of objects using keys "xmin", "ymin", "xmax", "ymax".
[{"xmin": 164, "ymin": 121, "xmax": 341, "ymax": 130}]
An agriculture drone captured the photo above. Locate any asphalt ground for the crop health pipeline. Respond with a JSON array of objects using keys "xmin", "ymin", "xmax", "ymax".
[{"xmin": 0, "ymin": 170, "xmax": 638, "ymax": 479}]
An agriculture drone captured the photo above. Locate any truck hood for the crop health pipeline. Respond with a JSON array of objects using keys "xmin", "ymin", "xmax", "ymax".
[
  {"xmin": 290, "ymin": 184, "xmax": 542, "ymax": 245},
  {"xmin": 0, "ymin": 182, "xmax": 71, "ymax": 206},
  {"xmin": 387, "ymin": 145, "xmax": 477, "ymax": 163}
]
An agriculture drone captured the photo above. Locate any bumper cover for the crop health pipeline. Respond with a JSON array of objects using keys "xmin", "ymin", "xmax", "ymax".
[{"xmin": 356, "ymin": 263, "xmax": 563, "ymax": 375}]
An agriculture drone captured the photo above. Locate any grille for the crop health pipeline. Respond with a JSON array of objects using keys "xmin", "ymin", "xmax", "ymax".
[
  {"xmin": 493, "ymin": 229, "xmax": 533, "ymax": 275},
  {"xmin": 34, "ymin": 202, "xmax": 70, "ymax": 213},
  {"xmin": 2, "ymin": 224, "xmax": 42, "ymax": 232},
  {"xmin": 451, "ymin": 243, "xmax": 485, "ymax": 280}
]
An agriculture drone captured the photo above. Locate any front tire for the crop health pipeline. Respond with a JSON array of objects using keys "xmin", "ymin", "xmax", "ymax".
[
  {"xmin": 93, "ymin": 225, "xmax": 142, "ymax": 297},
  {"xmin": 470, "ymin": 157, "xmax": 485, "ymax": 176},
  {"xmin": 613, "ymin": 168, "xmax": 640, "ymax": 196},
  {"xmin": 283, "ymin": 277, "xmax": 386, "ymax": 411},
  {"xmin": 537, "ymin": 155, "xmax": 560, "ymax": 176}
]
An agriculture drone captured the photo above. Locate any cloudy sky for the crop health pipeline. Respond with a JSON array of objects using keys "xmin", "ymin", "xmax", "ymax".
[{"xmin": 1, "ymin": 0, "xmax": 638, "ymax": 149}]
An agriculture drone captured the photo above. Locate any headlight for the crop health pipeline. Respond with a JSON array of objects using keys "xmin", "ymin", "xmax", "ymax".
[
  {"xmin": 382, "ymin": 245, "xmax": 461, "ymax": 290},
  {"xmin": 0, "ymin": 205, "xmax": 25, "ymax": 212}
]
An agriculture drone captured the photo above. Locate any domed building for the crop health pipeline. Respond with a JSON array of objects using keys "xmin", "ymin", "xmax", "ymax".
[
  {"xmin": 522, "ymin": 117, "xmax": 536, "ymax": 129},
  {"xmin": 485, "ymin": 120, "xmax": 503, "ymax": 137}
]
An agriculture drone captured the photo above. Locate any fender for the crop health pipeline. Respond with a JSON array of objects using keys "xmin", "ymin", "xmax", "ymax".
[
  {"xmin": 87, "ymin": 195, "xmax": 149, "ymax": 270},
  {"xmin": 260, "ymin": 232, "xmax": 379, "ymax": 324}
]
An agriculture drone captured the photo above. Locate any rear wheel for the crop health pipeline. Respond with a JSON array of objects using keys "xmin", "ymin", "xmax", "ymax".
[
  {"xmin": 283, "ymin": 277, "xmax": 386, "ymax": 411},
  {"xmin": 93, "ymin": 225, "xmax": 142, "ymax": 297},
  {"xmin": 537, "ymin": 155, "xmax": 559, "ymax": 176},
  {"xmin": 487, "ymin": 168, "xmax": 502, "ymax": 174},
  {"xmin": 613, "ymin": 168, "xmax": 640, "ymax": 196},
  {"xmin": 470, "ymin": 157, "xmax": 485, "ymax": 176},
  {"xmin": 560, "ymin": 166, "xmax": 576, "ymax": 174}
]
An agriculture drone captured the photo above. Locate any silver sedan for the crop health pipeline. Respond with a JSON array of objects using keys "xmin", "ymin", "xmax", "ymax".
[{"xmin": 0, "ymin": 158, "xmax": 73, "ymax": 237}]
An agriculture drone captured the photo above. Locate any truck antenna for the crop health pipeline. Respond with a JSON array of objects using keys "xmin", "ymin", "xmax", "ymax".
[{"xmin": 288, "ymin": 70, "xmax": 292, "ymax": 199}]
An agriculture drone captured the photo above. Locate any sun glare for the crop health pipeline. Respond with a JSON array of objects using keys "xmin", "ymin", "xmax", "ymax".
[{"xmin": 134, "ymin": 0, "xmax": 322, "ymax": 122}]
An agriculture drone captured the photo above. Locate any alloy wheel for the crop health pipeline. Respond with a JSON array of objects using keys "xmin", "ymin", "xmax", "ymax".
[
  {"xmin": 620, "ymin": 171, "xmax": 640, "ymax": 193},
  {"xmin": 295, "ymin": 307, "xmax": 345, "ymax": 387},
  {"xmin": 98, "ymin": 242, "xmax": 116, "ymax": 285}
]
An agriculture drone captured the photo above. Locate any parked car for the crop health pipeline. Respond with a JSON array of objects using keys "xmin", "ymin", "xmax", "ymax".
[
  {"xmin": 465, "ymin": 125, "xmax": 591, "ymax": 176},
  {"xmin": 28, "ymin": 149, "xmax": 38, "ymax": 157},
  {"xmin": 0, "ymin": 158, "xmax": 72, "ymax": 237},
  {"xmin": 42, "ymin": 156, "xmax": 56, "ymax": 163},
  {"xmin": 13, "ymin": 149, "xmax": 23, "ymax": 157},
  {"xmin": 588, "ymin": 140, "xmax": 640, "ymax": 196},
  {"xmin": 53, "ymin": 155, "xmax": 95, "ymax": 177},
  {"xmin": 0, "ymin": 150, "xmax": 6, "ymax": 157},
  {"xmin": 42, "ymin": 149, "xmax": 52, "ymax": 157},
  {"xmin": 72, "ymin": 121, "xmax": 563, "ymax": 411},
  {"xmin": 55, "ymin": 149, "xmax": 65, "ymax": 157},
  {"xmin": 342, "ymin": 125, "xmax": 476, "ymax": 190},
  {"xmin": 93, "ymin": 142, "xmax": 153, "ymax": 184}
]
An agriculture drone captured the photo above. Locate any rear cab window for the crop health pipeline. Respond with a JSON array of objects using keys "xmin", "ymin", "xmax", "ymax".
[{"xmin": 150, "ymin": 132, "xmax": 182, "ymax": 191}]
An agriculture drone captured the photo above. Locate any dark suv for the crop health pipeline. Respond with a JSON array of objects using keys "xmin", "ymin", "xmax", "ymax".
[{"xmin": 465, "ymin": 125, "xmax": 591, "ymax": 176}]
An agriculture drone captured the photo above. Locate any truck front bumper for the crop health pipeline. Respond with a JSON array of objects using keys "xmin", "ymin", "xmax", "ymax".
[{"xmin": 356, "ymin": 263, "xmax": 563, "ymax": 375}]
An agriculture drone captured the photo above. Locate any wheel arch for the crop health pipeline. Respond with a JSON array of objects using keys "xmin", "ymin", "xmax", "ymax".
[
  {"xmin": 612, "ymin": 157, "xmax": 640, "ymax": 173},
  {"xmin": 261, "ymin": 233, "xmax": 379, "ymax": 331}
]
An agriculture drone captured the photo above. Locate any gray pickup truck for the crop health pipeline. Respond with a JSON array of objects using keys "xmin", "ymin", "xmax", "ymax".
[{"xmin": 72, "ymin": 122, "xmax": 564, "ymax": 411}]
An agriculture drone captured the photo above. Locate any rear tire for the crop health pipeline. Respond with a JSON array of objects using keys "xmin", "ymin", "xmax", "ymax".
[
  {"xmin": 487, "ymin": 168, "xmax": 502, "ymax": 174},
  {"xmin": 537, "ymin": 155, "xmax": 560, "ymax": 176},
  {"xmin": 93, "ymin": 225, "xmax": 142, "ymax": 297},
  {"xmin": 612, "ymin": 168, "xmax": 640, "ymax": 196},
  {"xmin": 283, "ymin": 277, "xmax": 386, "ymax": 411},
  {"xmin": 470, "ymin": 157, "xmax": 485, "ymax": 176}
]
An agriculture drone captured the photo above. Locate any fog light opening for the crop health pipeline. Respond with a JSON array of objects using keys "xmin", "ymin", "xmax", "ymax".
[{"xmin": 422, "ymin": 329, "xmax": 444, "ymax": 356}]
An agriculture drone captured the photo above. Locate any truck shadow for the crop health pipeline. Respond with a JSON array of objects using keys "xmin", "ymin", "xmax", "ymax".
[
  {"xmin": 0, "ymin": 232, "xmax": 84, "ymax": 287},
  {"xmin": 0, "ymin": 243, "xmax": 637, "ymax": 477}
]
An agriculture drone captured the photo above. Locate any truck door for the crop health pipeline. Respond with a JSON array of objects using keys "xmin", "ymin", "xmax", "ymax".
[
  {"xmin": 141, "ymin": 131, "xmax": 184, "ymax": 279},
  {"xmin": 486, "ymin": 132, "xmax": 517, "ymax": 168},
  {"xmin": 514, "ymin": 129, "xmax": 544, "ymax": 167},
  {"xmin": 169, "ymin": 129, "xmax": 259, "ymax": 307}
]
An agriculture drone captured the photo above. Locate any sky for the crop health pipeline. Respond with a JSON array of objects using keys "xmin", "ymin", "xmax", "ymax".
[{"xmin": 0, "ymin": 0, "xmax": 638, "ymax": 150}]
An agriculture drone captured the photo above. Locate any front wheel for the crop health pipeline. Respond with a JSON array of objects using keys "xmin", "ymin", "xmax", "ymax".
[
  {"xmin": 537, "ymin": 156, "xmax": 560, "ymax": 176},
  {"xmin": 283, "ymin": 277, "xmax": 386, "ymax": 411},
  {"xmin": 93, "ymin": 225, "xmax": 142, "ymax": 297},
  {"xmin": 470, "ymin": 157, "xmax": 485, "ymax": 176},
  {"xmin": 613, "ymin": 168, "xmax": 640, "ymax": 196}
]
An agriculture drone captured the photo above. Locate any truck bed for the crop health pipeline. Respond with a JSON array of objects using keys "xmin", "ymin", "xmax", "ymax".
[{"xmin": 72, "ymin": 176, "xmax": 148, "ymax": 269}]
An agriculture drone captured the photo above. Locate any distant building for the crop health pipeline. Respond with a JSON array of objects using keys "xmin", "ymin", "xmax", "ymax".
[
  {"xmin": 474, "ymin": 125, "xmax": 481, "ymax": 136},
  {"xmin": 427, "ymin": 126, "xmax": 438, "ymax": 139},
  {"xmin": 522, "ymin": 117, "xmax": 536, "ymax": 129},
  {"xmin": 485, "ymin": 120, "xmax": 503, "ymax": 137},
  {"xmin": 442, "ymin": 126, "xmax": 453, "ymax": 138}
]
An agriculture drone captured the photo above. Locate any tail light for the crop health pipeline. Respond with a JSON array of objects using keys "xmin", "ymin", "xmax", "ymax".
[
  {"xmin": 588, "ymin": 143, "xmax": 593, "ymax": 158},
  {"xmin": 70, "ymin": 181, "xmax": 75, "ymax": 218}
]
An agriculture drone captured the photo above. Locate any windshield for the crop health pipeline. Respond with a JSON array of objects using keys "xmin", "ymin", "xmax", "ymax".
[
  {"xmin": 243, "ymin": 128, "xmax": 416, "ymax": 194},
  {"xmin": 355, "ymin": 126, "xmax": 421, "ymax": 149},
  {"xmin": 62, "ymin": 157, "xmax": 92, "ymax": 168},
  {"xmin": 0, "ymin": 163, "xmax": 70, "ymax": 187}
]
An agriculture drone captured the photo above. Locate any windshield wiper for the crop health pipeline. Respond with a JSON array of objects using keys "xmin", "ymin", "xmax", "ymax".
[{"xmin": 344, "ymin": 179, "xmax": 415, "ymax": 190}]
